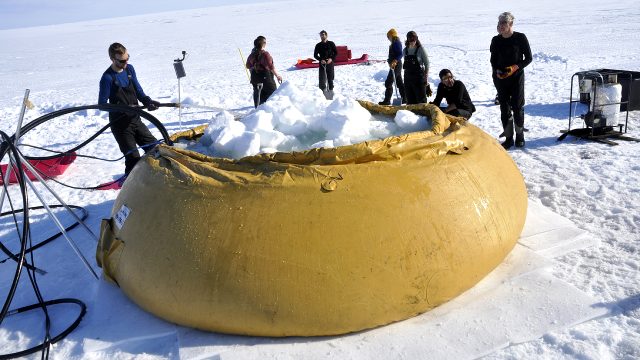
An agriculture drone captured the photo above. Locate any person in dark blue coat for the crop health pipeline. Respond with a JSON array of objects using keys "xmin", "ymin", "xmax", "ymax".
[
  {"xmin": 491, "ymin": 12, "xmax": 532, "ymax": 149},
  {"xmin": 431, "ymin": 69, "xmax": 476, "ymax": 119},
  {"xmin": 98, "ymin": 42, "xmax": 161, "ymax": 175},
  {"xmin": 379, "ymin": 28, "xmax": 406, "ymax": 105}
]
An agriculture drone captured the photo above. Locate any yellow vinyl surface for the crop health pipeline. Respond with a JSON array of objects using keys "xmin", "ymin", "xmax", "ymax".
[{"xmin": 97, "ymin": 103, "xmax": 527, "ymax": 336}]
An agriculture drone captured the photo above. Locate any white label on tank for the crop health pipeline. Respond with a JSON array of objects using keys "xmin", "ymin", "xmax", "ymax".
[{"xmin": 114, "ymin": 204, "xmax": 131, "ymax": 230}]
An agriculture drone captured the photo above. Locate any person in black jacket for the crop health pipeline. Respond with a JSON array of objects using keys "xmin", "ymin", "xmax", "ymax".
[
  {"xmin": 314, "ymin": 30, "xmax": 337, "ymax": 99},
  {"xmin": 431, "ymin": 69, "xmax": 476, "ymax": 119},
  {"xmin": 490, "ymin": 11, "xmax": 532, "ymax": 149}
]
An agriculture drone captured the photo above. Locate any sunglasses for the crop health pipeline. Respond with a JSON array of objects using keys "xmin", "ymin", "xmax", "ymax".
[{"xmin": 115, "ymin": 56, "xmax": 130, "ymax": 64}]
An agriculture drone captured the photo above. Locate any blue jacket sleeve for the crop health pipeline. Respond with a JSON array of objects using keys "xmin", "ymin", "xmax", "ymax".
[
  {"xmin": 392, "ymin": 40, "xmax": 403, "ymax": 62},
  {"xmin": 98, "ymin": 73, "xmax": 111, "ymax": 104}
]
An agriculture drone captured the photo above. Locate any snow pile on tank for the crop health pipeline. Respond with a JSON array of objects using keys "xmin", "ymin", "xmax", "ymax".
[{"xmin": 176, "ymin": 81, "xmax": 431, "ymax": 159}]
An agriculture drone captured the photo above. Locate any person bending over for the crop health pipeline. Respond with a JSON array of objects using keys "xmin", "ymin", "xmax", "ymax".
[{"xmin": 431, "ymin": 68, "xmax": 476, "ymax": 119}]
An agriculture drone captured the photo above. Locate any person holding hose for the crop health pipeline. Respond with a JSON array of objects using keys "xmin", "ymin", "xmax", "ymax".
[{"xmin": 98, "ymin": 42, "xmax": 161, "ymax": 176}]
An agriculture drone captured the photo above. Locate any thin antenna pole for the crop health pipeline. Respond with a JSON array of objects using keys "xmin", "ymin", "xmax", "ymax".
[
  {"xmin": 238, "ymin": 48, "xmax": 250, "ymax": 82},
  {"xmin": 178, "ymin": 77, "xmax": 182, "ymax": 131},
  {"xmin": 0, "ymin": 89, "xmax": 30, "ymax": 212}
]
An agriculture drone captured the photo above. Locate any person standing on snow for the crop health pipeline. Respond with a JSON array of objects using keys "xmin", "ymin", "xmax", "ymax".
[
  {"xmin": 402, "ymin": 31, "xmax": 430, "ymax": 104},
  {"xmin": 379, "ymin": 28, "xmax": 406, "ymax": 105},
  {"xmin": 314, "ymin": 30, "xmax": 337, "ymax": 99},
  {"xmin": 98, "ymin": 42, "xmax": 161, "ymax": 176},
  {"xmin": 490, "ymin": 11, "xmax": 532, "ymax": 149},
  {"xmin": 431, "ymin": 69, "xmax": 476, "ymax": 119},
  {"xmin": 246, "ymin": 35, "xmax": 283, "ymax": 108}
]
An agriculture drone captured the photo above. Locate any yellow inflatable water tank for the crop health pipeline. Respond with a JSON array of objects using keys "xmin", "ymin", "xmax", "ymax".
[{"xmin": 97, "ymin": 103, "xmax": 527, "ymax": 336}]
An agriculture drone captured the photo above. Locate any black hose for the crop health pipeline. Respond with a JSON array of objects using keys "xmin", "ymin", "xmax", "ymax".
[
  {"xmin": 0, "ymin": 103, "xmax": 177, "ymax": 359},
  {"xmin": 0, "ymin": 298, "xmax": 87, "ymax": 360},
  {"xmin": 0, "ymin": 205, "xmax": 88, "ymax": 266},
  {"xmin": 0, "ymin": 131, "xmax": 31, "ymax": 328},
  {"xmin": 0, "ymin": 103, "xmax": 176, "ymax": 161}
]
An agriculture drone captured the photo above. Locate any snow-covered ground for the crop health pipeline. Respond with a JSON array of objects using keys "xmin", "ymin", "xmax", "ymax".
[{"xmin": 1, "ymin": 0, "xmax": 639, "ymax": 359}]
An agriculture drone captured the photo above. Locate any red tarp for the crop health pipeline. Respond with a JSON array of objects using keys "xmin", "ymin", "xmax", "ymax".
[
  {"xmin": 294, "ymin": 45, "xmax": 369, "ymax": 69},
  {"xmin": 0, "ymin": 153, "xmax": 76, "ymax": 185}
]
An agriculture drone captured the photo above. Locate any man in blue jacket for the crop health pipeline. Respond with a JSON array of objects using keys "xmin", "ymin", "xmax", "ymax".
[{"xmin": 98, "ymin": 42, "xmax": 161, "ymax": 175}]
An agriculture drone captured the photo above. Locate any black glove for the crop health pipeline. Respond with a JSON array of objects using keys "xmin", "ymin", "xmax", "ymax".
[
  {"xmin": 426, "ymin": 84, "xmax": 433, "ymax": 97},
  {"xmin": 142, "ymin": 97, "xmax": 161, "ymax": 111}
]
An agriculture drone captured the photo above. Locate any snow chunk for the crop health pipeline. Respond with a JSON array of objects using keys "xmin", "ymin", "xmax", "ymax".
[
  {"xmin": 323, "ymin": 96, "xmax": 372, "ymax": 144},
  {"xmin": 394, "ymin": 110, "xmax": 430, "ymax": 132}
]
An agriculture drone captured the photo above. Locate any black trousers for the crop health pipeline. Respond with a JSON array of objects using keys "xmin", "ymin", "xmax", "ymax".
[
  {"xmin": 110, "ymin": 115, "xmax": 157, "ymax": 175},
  {"xmin": 440, "ymin": 107, "xmax": 473, "ymax": 120},
  {"xmin": 384, "ymin": 64, "xmax": 405, "ymax": 102},
  {"xmin": 319, "ymin": 63, "xmax": 335, "ymax": 90},
  {"xmin": 251, "ymin": 70, "xmax": 277, "ymax": 108},
  {"xmin": 494, "ymin": 71, "xmax": 525, "ymax": 139},
  {"xmin": 404, "ymin": 71, "xmax": 427, "ymax": 104}
]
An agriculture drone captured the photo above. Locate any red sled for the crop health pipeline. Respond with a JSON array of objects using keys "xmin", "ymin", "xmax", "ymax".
[
  {"xmin": 0, "ymin": 153, "xmax": 76, "ymax": 185},
  {"xmin": 295, "ymin": 46, "xmax": 369, "ymax": 69}
]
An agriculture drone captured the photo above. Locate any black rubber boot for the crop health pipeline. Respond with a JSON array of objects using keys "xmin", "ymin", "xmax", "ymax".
[{"xmin": 501, "ymin": 138, "xmax": 514, "ymax": 150}]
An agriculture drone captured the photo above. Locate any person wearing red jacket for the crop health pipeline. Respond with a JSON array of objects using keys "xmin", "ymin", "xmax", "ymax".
[{"xmin": 246, "ymin": 36, "xmax": 283, "ymax": 108}]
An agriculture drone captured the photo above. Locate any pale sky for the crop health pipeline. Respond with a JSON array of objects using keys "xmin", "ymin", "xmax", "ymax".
[{"xmin": 0, "ymin": 0, "xmax": 274, "ymax": 30}]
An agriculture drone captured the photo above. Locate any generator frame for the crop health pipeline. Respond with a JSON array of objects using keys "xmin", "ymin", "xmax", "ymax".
[{"xmin": 559, "ymin": 70, "xmax": 639, "ymax": 145}]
